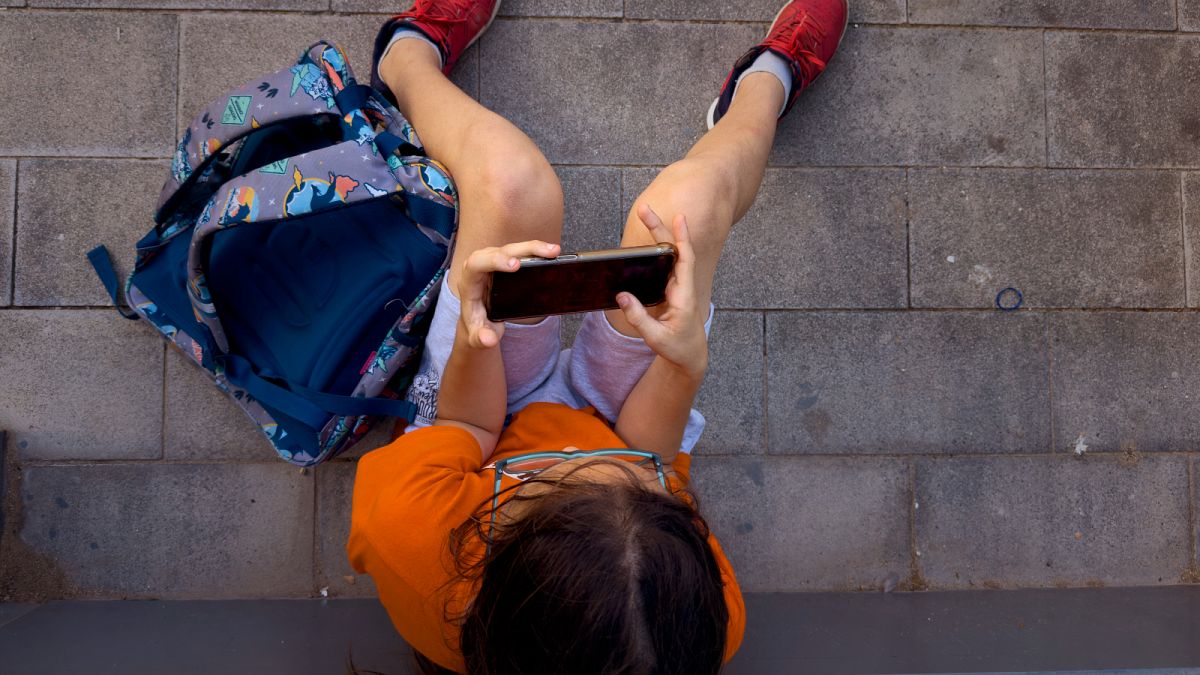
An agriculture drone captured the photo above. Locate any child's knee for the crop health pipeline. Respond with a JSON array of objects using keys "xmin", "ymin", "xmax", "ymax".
[
  {"xmin": 623, "ymin": 159, "xmax": 736, "ymax": 254},
  {"xmin": 458, "ymin": 121, "xmax": 564, "ymax": 241}
]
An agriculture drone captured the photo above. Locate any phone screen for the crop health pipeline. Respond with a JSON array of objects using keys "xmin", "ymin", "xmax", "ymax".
[{"xmin": 486, "ymin": 246, "xmax": 676, "ymax": 322}]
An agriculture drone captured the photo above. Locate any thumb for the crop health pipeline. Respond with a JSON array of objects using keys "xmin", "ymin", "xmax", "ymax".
[{"xmin": 617, "ymin": 293, "xmax": 660, "ymax": 339}]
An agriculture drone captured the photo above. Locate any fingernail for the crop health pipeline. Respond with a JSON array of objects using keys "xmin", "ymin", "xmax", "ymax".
[
  {"xmin": 508, "ymin": 258, "xmax": 518, "ymax": 268},
  {"xmin": 617, "ymin": 295, "xmax": 629, "ymax": 308}
]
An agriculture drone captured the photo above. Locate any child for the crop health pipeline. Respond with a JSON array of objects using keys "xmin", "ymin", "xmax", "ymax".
[{"xmin": 348, "ymin": 0, "xmax": 849, "ymax": 672}]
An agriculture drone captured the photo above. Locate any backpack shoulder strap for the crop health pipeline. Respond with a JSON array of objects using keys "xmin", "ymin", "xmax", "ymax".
[{"xmin": 155, "ymin": 40, "xmax": 357, "ymax": 224}]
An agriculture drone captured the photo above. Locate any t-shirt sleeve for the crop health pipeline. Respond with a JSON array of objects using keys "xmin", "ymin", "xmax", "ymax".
[
  {"xmin": 671, "ymin": 453, "xmax": 693, "ymax": 484},
  {"xmin": 349, "ymin": 426, "xmax": 488, "ymax": 573},
  {"xmin": 347, "ymin": 426, "xmax": 496, "ymax": 670}
]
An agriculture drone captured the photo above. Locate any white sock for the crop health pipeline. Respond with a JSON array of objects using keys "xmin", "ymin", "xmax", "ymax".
[
  {"xmin": 732, "ymin": 50, "xmax": 794, "ymax": 117},
  {"xmin": 380, "ymin": 25, "xmax": 444, "ymax": 69}
]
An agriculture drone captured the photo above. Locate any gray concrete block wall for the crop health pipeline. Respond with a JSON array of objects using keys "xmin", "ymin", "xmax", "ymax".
[{"xmin": 4, "ymin": 0, "xmax": 1200, "ymax": 602}]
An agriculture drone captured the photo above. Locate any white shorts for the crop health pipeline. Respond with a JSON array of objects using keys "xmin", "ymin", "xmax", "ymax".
[{"xmin": 404, "ymin": 278, "xmax": 712, "ymax": 454}]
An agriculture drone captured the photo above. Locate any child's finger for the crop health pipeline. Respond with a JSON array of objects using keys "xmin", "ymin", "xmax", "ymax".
[
  {"xmin": 471, "ymin": 323, "xmax": 501, "ymax": 349},
  {"xmin": 500, "ymin": 239, "xmax": 560, "ymax": 262},
  {"xmin": 462, "ymin": 247, "xmax": 504, "ymax": 279},
  {"xmin": 636, "ymin": 204, "xmax": 672, "ymax": 242},
  {"xmin": 616, "ymin": 292, "xmax": 663, "ymax": 342},
  {"xmin": 668, "ymin": 215, "xmax": 697, "ymax": 302},
  {"xmin": 479, "ymin": 325, "xmax": 500, "ymax": 348}
]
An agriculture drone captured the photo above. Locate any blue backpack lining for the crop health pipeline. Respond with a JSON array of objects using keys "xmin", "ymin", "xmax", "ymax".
[{"xmin": 207, "ymin": 197, "xmax": 445, "ymax": 398}]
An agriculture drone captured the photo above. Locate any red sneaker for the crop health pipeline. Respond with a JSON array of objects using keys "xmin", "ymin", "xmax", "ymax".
[
  {"xmin": 372, "ymin": 0, "xmax": 501, "ymax": 98},
  {"xmin": 707, "ymin": 0, "xmax": 849, "ymax": 129}
]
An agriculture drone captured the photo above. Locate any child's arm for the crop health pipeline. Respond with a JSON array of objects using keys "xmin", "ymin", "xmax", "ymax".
[
  {"xmin": 615, "ymin": 356, "xmax": 704, "ymax": 464},
  {"xmin": 613, "ymin": 212, "xmax": 708, "ymax": 464},
  {"xmin": 433, "ymin": 320, "xmax": 507, "ymax": 457},
  {"xmin": 433, "ymin": 240, "xmax": 561, "ymax": 460}
]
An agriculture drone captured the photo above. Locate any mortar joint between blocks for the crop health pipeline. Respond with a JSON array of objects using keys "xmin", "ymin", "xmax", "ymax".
[{"xmin": 7, "ymin": 160, "xmax": 17, "ymax": 307}]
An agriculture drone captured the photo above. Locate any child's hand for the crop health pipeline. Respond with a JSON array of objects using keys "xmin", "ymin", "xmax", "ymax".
[
  {"xmin": 456, "ymin": 239, "xmax": 561, "ymax": 349},
  {"xmin": 615, "ymin": 205, "xmax": 708, "ymax": 380}
]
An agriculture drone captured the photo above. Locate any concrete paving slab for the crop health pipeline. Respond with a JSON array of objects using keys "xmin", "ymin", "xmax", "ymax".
[
  {"xmin": 0, "ymin": 600, "xmax": 413, "ymax": 675},
  {"xmin": 908, "ymin": 0, "xmax": 1176, "ymax": 29},
  {"xmin": 773, "ymin": 26, "xmax": 1045, "ymax": 167},
  {"xmin": 316, "ymin": 463, "xmax": 377, "ymax": 598},
  {"xmin": 179, "ymin": 15, "xmax": 478, "ymax": 135},
  {"xmin": 766, "ymin": 312, "xmax": 1050, "ymax": 454},
  {"xmin": 0, "ymin": 310, "xmax": 163, "ymax": 460},
  {"xmin": 557, "ymin": 166, "xmax": 623, "ymax": 252},
  {"xmin": 0, "ymin": 13, "xmax": 177, "ymax": 157},
  {"xmin": 625, "ymin": 0, "xmax": 905, "ymax": 23},
  {"xmin": 623, "ymin": 167, "xmax": 907, "ymax": 308},
  {"xmin": 1184, "ymin": 173, "xmax": 1200, "ymax": 306},
  {"xmin": 909, "ymin": 169, "xmax": 1185, "ymax": 309},
  {"xmin": 559, "ymin": 313, "xmax": 583, "ymax": 349},
  {"xmin": 1047, "ymin": 33, "xmax": 1200, "ymax": 168},
  {"xmin": 332, "ymin": 0, "xmax": 588, "ymax": 23},
  {"xmin": 14, "ymin": 160, "xmax": 165, "ymax": 307},
  {"xmin": 694, "ymin": 311, "xmax": 765, "ymax": 456},
  {"xmin": 31, "ymin": 0, "xmax": 321, "ymax": 9},
  {"xmin": 690, "ymin": 456, "xmax": 910, "ymax": 591},
  {"xmin": 1050, "ymin": 313, "xmax": 1200, "ymax": 454},
  {"xmin": 915, "ymin": 455, "xmax": 1191, "ymax": 588},
  {"xmin": 1185, "ymin": 0, "xmax": 1200, "ymax": 31},
  {"xmin": 335, "ymin": 420, "xmax": 400, "ymax": 461},
  {"xmin": 0, "ymin": 160, "xmax": 13, "ymax": 306},
  {"xmin": 480, "ymin": 19, "xmax": 761, "ymax": 165},
  {"xmin": 20, "ymin": 463, "xmax": 315, "ymax": 598},
  {"xmin": 163, "ymin": 348, "xmax": 272, "ymax": 461},
  {"xmin": 502, "ymin": 0, "xmax": 622, "ymax": 17}
]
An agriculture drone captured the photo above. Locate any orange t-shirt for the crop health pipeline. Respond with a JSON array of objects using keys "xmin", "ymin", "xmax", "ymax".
[{"xmin": 348, "ymin": 401, "xmax": 745, "ymax": 673}]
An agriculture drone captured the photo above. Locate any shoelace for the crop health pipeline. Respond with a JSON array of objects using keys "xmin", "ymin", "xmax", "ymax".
[{"xmin": 769, "ymin": 10, "xmax": 829, "ymax": 88}]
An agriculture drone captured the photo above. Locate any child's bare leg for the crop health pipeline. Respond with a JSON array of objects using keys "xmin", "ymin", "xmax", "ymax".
[
  {"xmin": 605, "ymin": 73, "xmax": 784, "ymax": 336},
  {"xmin": 378, "ymin": 39, "xmax": 563, "ymax": 306}
]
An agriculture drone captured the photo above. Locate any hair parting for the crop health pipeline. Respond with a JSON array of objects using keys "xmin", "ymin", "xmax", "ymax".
[{"xmin": 439, "ymin": 457, "xmax": 728, "ymax": 675}]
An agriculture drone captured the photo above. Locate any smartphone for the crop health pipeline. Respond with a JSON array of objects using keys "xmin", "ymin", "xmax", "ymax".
[{"xmin": 485, "ymin": 244, "xmax": 677, "ymax": 322}]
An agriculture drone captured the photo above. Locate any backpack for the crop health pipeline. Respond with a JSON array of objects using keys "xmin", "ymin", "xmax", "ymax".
[{"xmin": 88, "ymin": 40, "xmax": 458, "ymax": 466}]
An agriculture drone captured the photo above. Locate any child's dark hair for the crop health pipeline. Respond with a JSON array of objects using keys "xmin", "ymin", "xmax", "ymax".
[{"xmin": 447, "ymin": 459, "xmax": 729, "ymax": 675}]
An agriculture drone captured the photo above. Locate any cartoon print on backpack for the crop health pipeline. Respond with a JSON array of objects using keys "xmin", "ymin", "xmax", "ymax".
[
  {"xmin": 363, "ymin": 183, "xmax": 394, "ymax": 198},
  {"xmin": 344, "ymin": 109, "xmax": 378, "ymax": 148},
  {"xmin": 200, "ymin": 137, "xmax": 223, "ymax": 162},
  {"xmin": 222, "ymin": 186, "xmax": 259, "ymax": 225},
  {"xmin": 369, "ymin": 343, "xmax": 400, "ymax": 376},
  {"xmin": 284, "ymin": 166, "xmax": 360, "ymax": 217},
  {"xmin": 418, "ymin": 162, "xmax": 456, "ymax": 207},
  {"xmin": 361, "ymin": 102, "xmax": 391, "ymax": 134},
  {"xmin": 291, "ymin": 61, "xmax": 334, "ymax": 107},
  {"xmin": 317, "ymin": 45, "xmax": 349, "ymax": 90},
  {"xmin": 173, "ymin": 128, "xmax": 193, "ymax": 183}
]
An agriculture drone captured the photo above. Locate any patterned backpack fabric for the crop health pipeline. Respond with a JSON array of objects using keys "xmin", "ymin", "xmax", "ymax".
[{"xmin": 88, "ymin": 40, "xmax": 459, "ymax": 466}]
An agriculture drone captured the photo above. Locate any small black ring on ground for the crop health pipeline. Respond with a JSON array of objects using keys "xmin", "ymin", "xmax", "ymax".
[{"xmin": 995, "ymin": 287, "xmax": 1023, "ymax": 311}]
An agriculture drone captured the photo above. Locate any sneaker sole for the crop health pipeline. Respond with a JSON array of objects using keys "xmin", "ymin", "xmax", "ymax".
[
  {"xmin": 706, "ymin": 0, "xmax": 851, "ymax": 130},
  {"xmin": 466, "ymin": 0, "xmax": 503, "ymax": 52}
]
